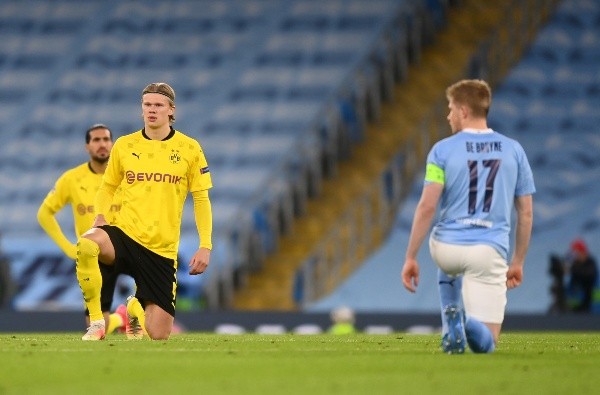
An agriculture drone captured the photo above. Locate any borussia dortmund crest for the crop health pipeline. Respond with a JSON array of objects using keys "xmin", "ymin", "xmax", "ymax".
[{"xmin": 170, "ymin": 149, "xmax": 181, "ymax": 164}]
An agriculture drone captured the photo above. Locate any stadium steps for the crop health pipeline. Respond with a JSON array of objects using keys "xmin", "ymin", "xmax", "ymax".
[{"xmin": 231, "ymin": 0, "xmax": 522, "ymax": 311}]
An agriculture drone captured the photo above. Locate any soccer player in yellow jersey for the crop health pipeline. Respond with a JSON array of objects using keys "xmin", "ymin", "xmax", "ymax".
[
  {"xmin": 76, "ymin": 82, "xmax": 213, "ymax": 340},
  {"xmin": 37, "ymin": 124, "xmax": 128, "ymax": 334}
]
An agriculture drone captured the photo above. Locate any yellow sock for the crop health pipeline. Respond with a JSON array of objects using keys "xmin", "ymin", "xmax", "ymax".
[
  {"xmin": 127, "ymin": 296, "xmax": 147, "ymax": 334},
  {"xmin": 76, "ymin": 238, "xmax": 103, "ymax": 322},
  {"xmin": 107, "ymin": 313, "xmax": 123, "ymax": 334}
]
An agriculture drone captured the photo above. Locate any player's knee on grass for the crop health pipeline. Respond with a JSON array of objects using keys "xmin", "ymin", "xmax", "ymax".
[
  {"xmin": 465, "ymin": 317, "xmax": 496, "ymax": 353},
  {"xmin": 145, "ymin": 304, "xmax": 174, "ymax": 340}
]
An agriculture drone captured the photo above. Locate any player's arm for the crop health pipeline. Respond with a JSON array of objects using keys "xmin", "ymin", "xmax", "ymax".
[
  {"xmin": 507, "ymin": 194, "xmax": 533, "ymax": 289},
  {"xmin": 93, "ymin": 139, "xmax": 122, "ymax": 227},
  {"xmin": 93, "ymin": 180, "xmax": 118, "ymax": 227},
  {"xmin": 402, "ymin": 163, "xmax": 444, "ymax": 292},
  {"xmin": 37, "ymin": 174, "xmax": 77, "ymax": 259},
  {"xmin": 37, "ymin": 204, "xmax": 77, "ymax": 259},
  {"xmin": 188, "ymin": 189, "xmax": 212, "ymax": 275}
]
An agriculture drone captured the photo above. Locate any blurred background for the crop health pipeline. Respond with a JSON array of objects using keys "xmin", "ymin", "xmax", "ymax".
[{"xmin": 1, "ymin": 0, "xmax": 599, "ymax": 333}]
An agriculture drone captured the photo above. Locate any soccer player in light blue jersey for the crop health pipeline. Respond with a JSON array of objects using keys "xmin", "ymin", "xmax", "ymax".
[{"xmin": 401, "ymin": 79, "xmax": 535, "ymax": 354}]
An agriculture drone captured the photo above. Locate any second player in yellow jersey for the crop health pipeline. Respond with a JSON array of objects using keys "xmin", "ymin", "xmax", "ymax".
[{"xmin": 37, "ymin": 124, "xmax": 128, "ymax": 335}]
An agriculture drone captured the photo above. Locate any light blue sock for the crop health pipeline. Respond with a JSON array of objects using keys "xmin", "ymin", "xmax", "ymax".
[
  {"xmin": 437, "ymin": 269, "xmax": 462, "ymax": 334},
  {"xmin": 464, "ymin": 317, "xmax": 495, "ymax": 353}
]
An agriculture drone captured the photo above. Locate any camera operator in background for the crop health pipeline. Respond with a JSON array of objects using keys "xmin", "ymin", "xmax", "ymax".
[
  {"xmin": 566, "ymin": 239, "xmax": 598, "ymax": 312},
  {"xmin": 0, "ymin": 231, "xmax": 15, "ymax": 309},
  {"xmin": 548, "ymin": 253, "xmax": 567, "ymax": 313},
  {"xmin": 549, "ymin": 238, "xmax": 598, "ymax": 313}
]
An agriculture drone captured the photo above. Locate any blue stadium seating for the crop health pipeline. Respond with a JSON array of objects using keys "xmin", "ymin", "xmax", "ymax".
[
  {"xmin": 308, "ymin": 0, "xmax": 600, "ymax": 314},
  {"xmin": 1, "ymin": 0, "xmax": 438, "ymax": 310}
]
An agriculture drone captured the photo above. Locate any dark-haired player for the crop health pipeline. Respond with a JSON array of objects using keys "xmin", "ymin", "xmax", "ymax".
[{"xmin": 38, "ymin": 124, "xmax": 128, "ymax": 335}]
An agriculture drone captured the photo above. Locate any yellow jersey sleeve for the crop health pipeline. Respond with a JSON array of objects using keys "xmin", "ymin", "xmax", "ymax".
[
  {"xmin": 41, "ymin": 163, "xmax": 100, "ymax": 238},
  {"xmin": 94, "ymin": 181, "xmax": 119, "ymax": 220},
  {"xmin": 188, "ymin": 140, "xmax": 212, "ymax": 193},
  {"xmin": 38, "ymin": 198, "xmax": 78, "ymax": 259},
  {"xmin": 192, "ymin": 189, "xmax": 212, "ymax": 250},
  {"xmin": 41, "ymin": 169, "xmax": 72, "ymax": 214}
]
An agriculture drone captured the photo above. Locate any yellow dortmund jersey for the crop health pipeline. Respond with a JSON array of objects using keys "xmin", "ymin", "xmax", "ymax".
[
  {"xmin": 42, "ymin": 162, "xmax": 121, "ymax": 238},
  {"xmin": 103, "ymin": 129, "xmax": 212, "ymax": 259}
]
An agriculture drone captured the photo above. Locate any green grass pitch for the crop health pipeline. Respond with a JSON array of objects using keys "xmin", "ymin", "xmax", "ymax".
[{"xmin": 1, "ymin": 332, "xmax": 599, "ymax": 394}]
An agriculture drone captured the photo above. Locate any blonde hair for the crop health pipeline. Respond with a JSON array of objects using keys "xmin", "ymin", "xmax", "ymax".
[
  {"xmin": 446, "ymin": 79, "xmax": 491, "ymax": 118},
  {"xmin": 142, "ymin": 82, "xmax": 176, "ymax": 124}
]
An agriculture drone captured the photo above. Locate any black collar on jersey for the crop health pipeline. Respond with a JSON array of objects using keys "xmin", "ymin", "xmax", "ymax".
[
  {"xmin": 87, "ymin": 162, "xmax": 97, "ymax": 174},
  {"xmin": 141, "ymin": 127, "xmax": 175, "ymax": 141}
]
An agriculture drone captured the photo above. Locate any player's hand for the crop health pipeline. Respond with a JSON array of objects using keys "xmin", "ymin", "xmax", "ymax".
[
  {"xmin": 402, "ymin": 258, "xmax": 420, "ymax": 293},
  {"xmin": 506, "ymin": 264, "xmax": 523, "ymax": 289},
  {"xmin": 188, "ymin": 247, "xmax": 210, "ymax": 275},
  {"xmin": 92, "ymin": 214, "xmax": 108, "ymax": 228}
]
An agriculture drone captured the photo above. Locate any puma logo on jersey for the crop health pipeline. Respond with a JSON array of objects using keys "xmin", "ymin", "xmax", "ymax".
[{"xmin": 132, "ymin": 152, "xmax": 141, "ymax": 159}]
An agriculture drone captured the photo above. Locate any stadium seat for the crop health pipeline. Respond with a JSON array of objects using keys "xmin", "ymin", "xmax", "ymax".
[
  {"xmin": 2, "ymin": 0, "xmax": 433, "ymax": 310},
  {"xmin": 306, "ymin": 0, "xmax": 600, "ymax": 315}
]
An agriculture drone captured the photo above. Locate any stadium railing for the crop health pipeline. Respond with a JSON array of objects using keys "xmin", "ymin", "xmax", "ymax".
[
  {"xmin": 294, "ymin": 0, "xmax": 561, "ymax": 307},
  {"xmin": 2, "ymin": 0, "xmax": 423, "ymax": 310}
]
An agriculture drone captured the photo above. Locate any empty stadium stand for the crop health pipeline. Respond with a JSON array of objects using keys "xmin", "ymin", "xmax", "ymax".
[
  {"xmin": 1, "ymin": 0, "xmax": 446, "ymax": 311},
  {"xmin": 307, "ymin": 0, "xmax": 600, "ymax": 314}
]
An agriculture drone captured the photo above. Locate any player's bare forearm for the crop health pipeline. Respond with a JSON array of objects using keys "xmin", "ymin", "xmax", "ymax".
[
  {"xmin": 406, "ymin": 183, "xmax": 442, "ymax": 259},
  {"xmin": 513, "ymin": 195, "xmax": 533, "ymax": 266},
  {"xmin": 402, "ymin": 184, "xmax": 441, "ymax": 293}
]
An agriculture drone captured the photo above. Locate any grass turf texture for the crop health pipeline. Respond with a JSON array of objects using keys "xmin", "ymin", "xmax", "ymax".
[{"xmin": 1, "ymin": 332, "xmax": 599, "ymax": 394}]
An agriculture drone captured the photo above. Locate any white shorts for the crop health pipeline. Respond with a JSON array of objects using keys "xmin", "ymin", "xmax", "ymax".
[{"xmin": 429, "ymin": 237, "xmax": 508, "ymax": 324}]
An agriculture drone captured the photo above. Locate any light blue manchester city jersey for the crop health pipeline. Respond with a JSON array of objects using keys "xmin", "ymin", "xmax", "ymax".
[{"xmin": 425, "ymin": 129, "xmax": 536, "ymax": 259}]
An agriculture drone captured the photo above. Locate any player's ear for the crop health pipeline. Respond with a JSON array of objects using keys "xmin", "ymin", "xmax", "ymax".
[{"xmin": 460, "ymin": 105, "xmax": 469, "ymax": 119}]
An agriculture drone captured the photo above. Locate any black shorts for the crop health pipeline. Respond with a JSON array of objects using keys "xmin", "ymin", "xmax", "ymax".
[
  {"xmin": 98, "ymin": 225, "xmax": 177, "ymax": 317},
  {"xmin": 84, "ymin": 262, "xmax": 120, "ymax": 316}
]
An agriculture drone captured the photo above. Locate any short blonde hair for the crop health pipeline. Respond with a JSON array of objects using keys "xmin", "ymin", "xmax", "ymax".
[
  {"xmin": 142, "ymin": 82, "xmax": 176, "ymax": 124},
  {"xmin": 446, "ymin": 79, "xmax": 491, "ymax": 118}
]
